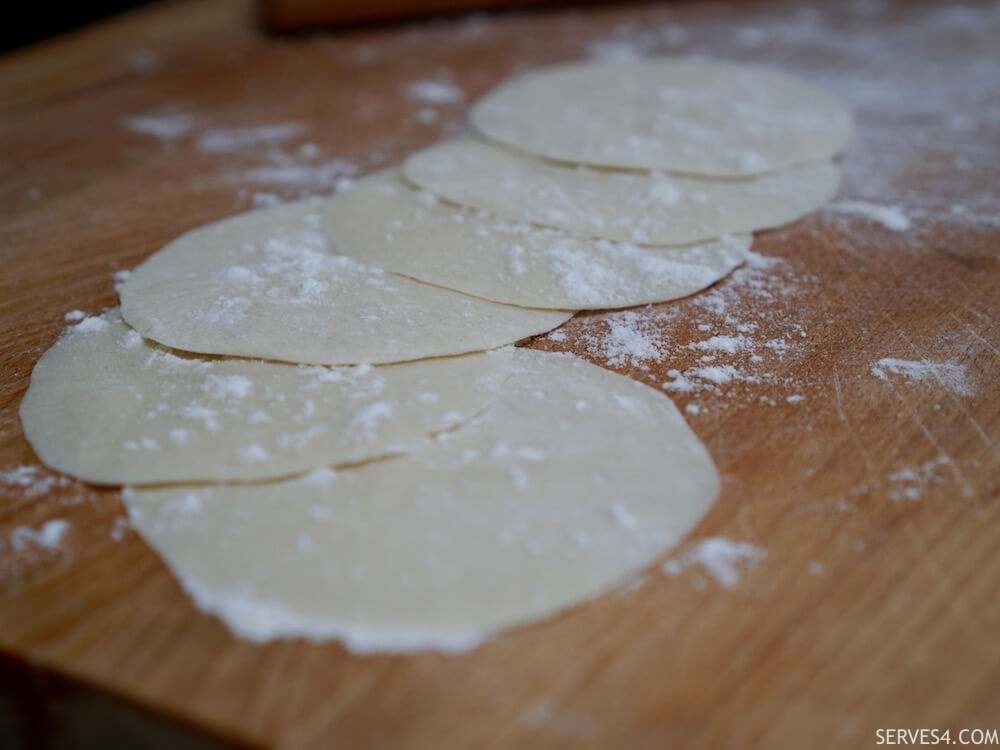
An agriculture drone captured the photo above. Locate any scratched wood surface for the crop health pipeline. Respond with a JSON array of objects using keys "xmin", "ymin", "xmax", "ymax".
[{"xmin": 1, "ymin": 0, "xmax": 998, "ymax": 747}]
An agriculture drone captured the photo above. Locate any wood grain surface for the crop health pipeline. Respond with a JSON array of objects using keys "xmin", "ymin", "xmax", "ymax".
[
  {"xmin": 1, "ymin": 0, "xmax": 998, "ymax": 747},
  {"xmin": 261, "ymin": 0, "xmax": 584, "ymax": 31}
]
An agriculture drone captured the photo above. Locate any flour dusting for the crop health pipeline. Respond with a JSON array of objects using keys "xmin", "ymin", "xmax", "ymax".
[
  {"xmin": 563, "ymin": 250, "xmax": 809, "ymax": 411},
  {"xmin": 110, "ymin": 516, "xmax": 132, "ymax": 541},
  {"xmin": 0, "ymin": 466, "xmax": 71, "ymax": 498},
  {"xmin": 662, "ymin": 538, "xmax": 767, "ymax": 589},
  {"xmin": 577, "ymin": 310, "xmax": 667, "ymax": 368},
  {"xmin": 8, "ymin": 519, "xmax": 69, "ymax": 552},
  {"xmin": 229, "ymin": 158, "xmax": 358, "ymax": 195},
  {"xmin": 827, "ymin": 201, "xmax": 911, "ymax": 232},
  {"xmin": 871, "ymin": 358, "xmax": 971, "ymax": 396},
  {"xmin": 121, "ymin": 106, "xmax": 360, "ymax": 204},
  {"xmin": 887, "ymin": 456, "xmax": 952, "ymax": 501},
  {"xmin": 68, "ymin": 315, "xmax": 110, "ymax": 335},
  {"xmin": 122, "ymin": 113, "xmax": 195, "ymax": 141},
  {"xmin": 406, "ymin": 79, "xmax": 464, "ymax": 104},
  {"xmin": 198, "ymin": 123, "xmax": 305, "ymax": 154}
]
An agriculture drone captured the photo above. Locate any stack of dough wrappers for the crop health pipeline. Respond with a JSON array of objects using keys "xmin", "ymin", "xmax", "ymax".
[{"xmin": 20, "ymin": 59, "xmax": 851, "ymax": 653}]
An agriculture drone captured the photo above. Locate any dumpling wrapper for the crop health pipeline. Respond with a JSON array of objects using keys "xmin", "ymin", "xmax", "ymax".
[
  {"xmin": 471, "ymin": 59, "xmax": 853, "ymax": 176},
  {"xmin": 125, "ymin": 349, "xmax": 720, "ymax": 653},
  {"xmin": 20, "ymin": 310, "xmax": 514, "ymax": 484},
  {"xmin": 404, "ymin": 137, "xmax": 838, "ymax": 245},
  {"xmin": 119, "ymin": 199, "xmax": 571, "ymax": 365},
  {"xmin": 328, "ymin": 169, "xmax": 751, "ymax": 310}
]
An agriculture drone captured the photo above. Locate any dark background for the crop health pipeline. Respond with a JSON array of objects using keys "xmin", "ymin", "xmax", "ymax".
[{"xmin": 2, "ymin": 1, "xmax": 154, "ymax": 54}]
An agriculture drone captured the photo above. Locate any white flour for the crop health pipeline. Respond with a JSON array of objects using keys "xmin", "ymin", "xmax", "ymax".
[
  {"xmin": 121, "ymin": 113, "xmax": 195, "ymax": 141},
  {"xmin": 8, "ymin": 519, "xmax": 69, "ymax": 552},
  {"xmin": 406, "ymin": 79, "xmax": 464, "ymax": 104},
  {"xmin": 229, "ymin": 158, "xmax": 358, "ymax": 195},
  {"xmin": 826, "ymin": 201, "xmax": 911, "ymax": 232},
  {"xmin": 562, "ymin": 250, "xmax": 810, "ymax": 410},
  {"xmin": 121, "ymin": 109, "xmax": 358, "ymax": 204},
  {"xmin": 662, "ymin": 538, "xmax": 767, "ymax": 589},
  {"xmin": 198, "ymin": 123, "xmax": 305, "ymax": 154},
  {"xmin": 0, "ymin": 466, "xmax": 71, "ymax": 498},
  {"xmin": 887, "ymin": 456, "xmax": 952, "ymax": 501},
  {"xmin": 110, "ymin": 516, "xmax": 132, "ymax": 541},
  {"xmin": 871, "ymin": 358, "xmax": 971, "ymax": 397},
  {"xmin": 576, "ymin": 310, "xmax": 668, "ymax": 368},
  {"xmin": 68, "ymin": 315, "xmax": 110, "ymax": 334},
  {"xmin": 690, "ymin": 335, "xmax": 751, "ymax": 355}
]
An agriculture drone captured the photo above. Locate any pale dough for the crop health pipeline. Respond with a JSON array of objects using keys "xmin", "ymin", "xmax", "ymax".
[
  {"xmin": 327, "ymin": 169, "xmax": 751, "ymax": 310},
  {"xmin": 119, "ymin": 199, "xmax": 571, "ymax": 365},
  {"xmin": 124, "ymin": 349, "xmax": 719, "ymax": 652},
  {"xmin": 404, "ymin": 137, "xmax": 838, "ymax": 245},
  {"xmin": 19, "ymin": 310, "xmax": 513, "ymax": 484},
  {"xmin": 470, "ymin": 59, "xmax": 852, "ymax": 176}
]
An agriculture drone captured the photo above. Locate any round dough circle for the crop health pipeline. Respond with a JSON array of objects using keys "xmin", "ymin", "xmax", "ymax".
[
  {"xmin": 119, "ymin": 199, "xmax": 570, "ymax": 365},
  {"xmin": 20, "ymin": 310, "xmax": 514, "ymax": 484},
  {"xmin": 404, "ymin": 138, "xmax": 838, "ymax": 245},
  {"xmin": 471, "ymin": 58, "xmax": 853, "ymax": 176},
  {"xmin": 328, "ymin": 169, "xmax": 751, "ymax": 310},
  {"xmin": 125, "ymin": 349, "xmax": 719, "ymax": 652}
]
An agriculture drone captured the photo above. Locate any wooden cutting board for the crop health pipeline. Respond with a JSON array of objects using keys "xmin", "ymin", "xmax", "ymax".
[{"xmin": 1, "ymin": 0, "xmax": 997, "ymax": 747}]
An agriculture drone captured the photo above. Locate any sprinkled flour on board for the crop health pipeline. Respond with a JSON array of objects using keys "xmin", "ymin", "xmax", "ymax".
[
  {"xmin": 826, "ymin": 201, "xmax": 911, "ymax": 232},
  {"xmin": 121, "ymin": 113, "xmax": 195, "ymax": 141},
  {"xmin": 887, "ymin": 456, "xmax": 952, "ymax": 501},
  {"xmin": 690, "ymin": 335, "xmax": 751, "ymax": 355},
  {"xmin": 662, "ymin": 538, "xmax": 767, "ymax": 589},
  {"xmin": 565, "ymin": 250, "xmax": 811, "ymax": 409},
  {"xmin": 198, "ymin": 123, "xmax": 305, "ymax": 154},
  {"xmin": 871, "ymin": 358, "xmax": 971, "ymax": 397},
  {"xmin": 110, "ymin": 516, "xmax": 132, "ymax": 541},
  {"xmin": 0, "ymin": 466, "xmax": 70, "ymax": 498},
  {"xmin": 0, "ymin": 465, "xmax": 89, "ymax": 511},
  {"xmin": 682, "ymin": 365, "xmax": 742, "ymax": 386},
  {"xmin": 229, "ymin": 159, "xmax": 358, "ymax": 195},
  {"xmin": 1, "ymin": 514, "xmax": 73, "ymax": 581},
  {"xmin": 578, "ymin": 310, "xmax": 667, "ymax": 367},
  {"xmin": 120, "ymin": 108, "xmax": 358, "ymax": 204},
  {"xmin": 7, "ymin": 519, "xmax": 69, "ymax": 552},
  {"xmin": 406, "ymin": 79, "xmax": 464, "ymax": 104}
]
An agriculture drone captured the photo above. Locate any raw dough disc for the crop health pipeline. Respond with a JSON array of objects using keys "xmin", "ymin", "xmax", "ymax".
[
  {"xmin": 470, "ymin": 59, "xmax": 852, "ymax": 176},
  {"xmin": 328, "ymin": 169, "xmax": 752, "ymax": 310},
  {"xmin": 19, "ymin": 310, "xmax": 514, "ymax": 484},
  {"xmin": 125, "ymin": 349, "xmax": 719, "ymax": 653},
  {"xmin": 119, "ymin": 199, "xmax": 571, "ymax": 365},
  {"xmin": 404, "ymin": 138, "xmax": 838, "ymax": 245}
]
